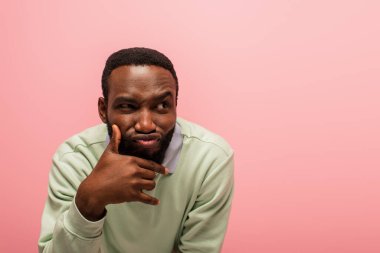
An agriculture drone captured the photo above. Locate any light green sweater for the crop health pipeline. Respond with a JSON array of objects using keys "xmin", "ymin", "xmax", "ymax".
[{"xmin": 39, "ymin": 118, "xmax": 234, "ymax": 253}]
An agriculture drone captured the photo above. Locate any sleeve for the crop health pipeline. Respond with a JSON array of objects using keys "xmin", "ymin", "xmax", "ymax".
[
  {"xmin": 38, "ymin": 151, "xmax": 106, "ymax": 253},
  {"xmin": 176, "ymin": 152, "xmax": 234, "ymax": 253}
]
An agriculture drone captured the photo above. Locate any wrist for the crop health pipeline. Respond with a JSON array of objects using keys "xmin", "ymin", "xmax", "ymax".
[{"xmin": 76, "ymin": 182, "xmax": 106, "ymax": 221}]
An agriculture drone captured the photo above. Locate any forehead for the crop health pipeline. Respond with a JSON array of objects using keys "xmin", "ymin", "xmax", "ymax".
[{"xmin": 108, "ymin": 65, "xmax": 176, "ymax": 99}]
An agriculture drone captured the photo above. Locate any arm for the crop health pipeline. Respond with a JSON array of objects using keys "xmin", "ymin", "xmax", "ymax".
[
  {"xmin": 38, "ymin": 152, "xmax": 105, "ymax": 253},
  {"xmin": 176, "ymin": 153, "xmax": 234, "ymax": 253},
  {"xmin": 39, "ymin": 125, "xmax": 167, "ymax": 253}
]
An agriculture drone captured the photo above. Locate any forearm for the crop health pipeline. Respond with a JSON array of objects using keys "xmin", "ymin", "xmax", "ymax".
[{"xmin": 39, "ymin": 200, "xmax": 105, "ymax": 253}]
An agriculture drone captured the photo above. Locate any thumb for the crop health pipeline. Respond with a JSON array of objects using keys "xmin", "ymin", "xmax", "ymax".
[{"xmin": 108, "ymin": 124, "xmax": 121, "ymax": 154}]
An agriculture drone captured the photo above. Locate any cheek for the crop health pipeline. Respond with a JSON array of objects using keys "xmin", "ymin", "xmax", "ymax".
[
  {"xmin": 155, "ymin": 113, "xmax": 176, "ymax": 132},
  {"xmin": 107, "ymin": 114, "xmax": 135, "ymax": 132}
]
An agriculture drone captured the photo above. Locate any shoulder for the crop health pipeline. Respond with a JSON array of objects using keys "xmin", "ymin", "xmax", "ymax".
[
  {"xmin": 175, "ymin": 118, "xmax": 234, "ymax": 197},
  {"xmin": 177, "ymin": 118, "xmax": 233, "ymax": 159},
  {"xmin": 47, "ymin": 125, "xmax": 107, "ymax": 192},
  {"xmin": 54, "ymin": 124, "xmax": 108, "ymax": 161}
]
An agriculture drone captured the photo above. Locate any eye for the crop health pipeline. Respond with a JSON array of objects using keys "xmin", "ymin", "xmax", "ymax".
[
  {"xmin": 118, "ymin": 103, "xmax": 136, "ymax": 110},
  {"xmin": 156, "ymin": 102, "xmax": 169, "ymax": 110},
  {"xmin": 157, "ymin": 102, "xmax": 168, "ymax": 109}
]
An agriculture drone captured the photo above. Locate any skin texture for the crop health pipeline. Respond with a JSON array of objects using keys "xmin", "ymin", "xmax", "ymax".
[{"xmin": 75, "ymin": 65, "xmax": 177, "ymax": 221}]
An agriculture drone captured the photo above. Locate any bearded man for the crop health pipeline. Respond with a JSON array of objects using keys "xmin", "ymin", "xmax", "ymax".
[{"xmin": 39, "ymin": 47, "xmax": 234, "ymax": 253}]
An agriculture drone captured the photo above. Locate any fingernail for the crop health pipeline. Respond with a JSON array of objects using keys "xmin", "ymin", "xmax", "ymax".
[{"xmin": 164, "ymin": 168, "xmax": 170, "ymax": 175}]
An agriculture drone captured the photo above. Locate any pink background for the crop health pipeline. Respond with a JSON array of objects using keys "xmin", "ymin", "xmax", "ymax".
[{"xmin": 1, "ymin": 1, "xmax": 379, "ymax": 252}]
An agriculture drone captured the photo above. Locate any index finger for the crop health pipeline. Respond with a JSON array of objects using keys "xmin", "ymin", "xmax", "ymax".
[{"xmin": 134, "ymin": 157, "xmax": 169, "ymax": 175}]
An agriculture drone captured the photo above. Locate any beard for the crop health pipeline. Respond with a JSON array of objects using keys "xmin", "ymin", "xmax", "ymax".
[{"xmin": 106, "ymin": 122, "xmax": 175, "ymax": 164}]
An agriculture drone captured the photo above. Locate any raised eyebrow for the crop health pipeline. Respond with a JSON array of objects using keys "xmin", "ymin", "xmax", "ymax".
[
  {"xmin": 154, "ymin": 91, "xmax": 173, "ymax": 102},
  {"xmin": 112, "ymin": 96, "xmax": 137, "ymax": 105}
]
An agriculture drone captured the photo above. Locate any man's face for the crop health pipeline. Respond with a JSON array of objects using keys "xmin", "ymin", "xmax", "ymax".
[{"xmin": 98, "ymin": 65, "xmax": 177, "ymax": 163}]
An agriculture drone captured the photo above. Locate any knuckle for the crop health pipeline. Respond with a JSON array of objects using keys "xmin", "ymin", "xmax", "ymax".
[
  {"xmin": 134, "ymin": 168, "xmax": 143, "ymax": 177},
  {"xmin": 131, "ymin": 167, "xmax": 139, "ymax": 175},
  {"xmin": 129, "ymin": 178, "xmax": 138, "ymax": 187},
  {"xmin": 126, "ymin": 156, "xmax": 135, "ymax": 163},
  {"xmin": 146, "ymin": 181, "xmax": 156, "ymax": 191},
  {"xmin": 149, "ymin": 161, "xmax": 156, "ymax": 169},
  {"xmin": 148, "ymin": 170, "xmax": 156, "ymax": 178}
]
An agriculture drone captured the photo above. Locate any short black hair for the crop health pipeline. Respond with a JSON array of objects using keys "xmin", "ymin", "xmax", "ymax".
[{"xmin": 101, "ymin": 47, "xmax": 178, "ymax": 102}]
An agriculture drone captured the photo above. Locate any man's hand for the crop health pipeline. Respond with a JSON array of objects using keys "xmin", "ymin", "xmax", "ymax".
[{"xmin": 75, "ymin": 124, "xmax": 168, "ymax": 221}]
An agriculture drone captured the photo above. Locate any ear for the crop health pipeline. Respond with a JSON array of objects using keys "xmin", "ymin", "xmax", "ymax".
[{"xmin": 98, "ymin": 97, "xmax": 107, "ymax": 123}]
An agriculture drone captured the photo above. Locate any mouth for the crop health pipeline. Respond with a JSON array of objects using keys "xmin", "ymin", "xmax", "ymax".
[
  {"xmin": 132, "ymin": 134, "xmax": 161, "ymax": 149},
  {"xmin": 134, "ymin": 139, "xmax": 159, "ymax": 148}
]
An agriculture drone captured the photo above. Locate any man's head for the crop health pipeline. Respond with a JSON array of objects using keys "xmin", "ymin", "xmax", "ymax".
[
  {"xmin": 98, "ymin": 48, "xmax": 178, "ymax": 163},
  {"xmin": 101, "ymin": 48, "xmax": 178, "ymax": 103}
]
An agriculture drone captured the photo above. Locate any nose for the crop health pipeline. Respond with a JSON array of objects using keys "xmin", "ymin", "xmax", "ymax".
[{"xmin": 135, "ymin": 109, "xmax": 156, "ymax": 134}]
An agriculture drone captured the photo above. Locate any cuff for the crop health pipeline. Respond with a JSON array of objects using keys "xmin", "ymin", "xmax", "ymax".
[{"xmin": 63, "ymin": 199, "xmax": 106, "ymax": 239}]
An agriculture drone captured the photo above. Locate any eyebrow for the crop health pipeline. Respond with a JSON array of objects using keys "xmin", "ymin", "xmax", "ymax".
[
  {"xmin": 113, "ymin": 96, "xmax": 138, "ymax": 105},
  {"xmin": 154, "ymin": 91, "xmax": 173, "ymax": 102},
  {"xmin": 113, "ymin": 91, "xmax": 173, "ymax": 105}
]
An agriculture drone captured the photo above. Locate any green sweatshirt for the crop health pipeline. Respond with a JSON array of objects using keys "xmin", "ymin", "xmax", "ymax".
[{"xmin": 39, "ymin": 118, "xmax": 234, "ymax": 253}]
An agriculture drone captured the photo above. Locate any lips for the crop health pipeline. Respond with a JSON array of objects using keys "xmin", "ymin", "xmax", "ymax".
[
  {"xmin": 134, "ymin": 139, "xmax": 159, "ymax": 148},
  {"xmin": 132, "ymin": 134, "xmax": 161, "ymax": 149}
]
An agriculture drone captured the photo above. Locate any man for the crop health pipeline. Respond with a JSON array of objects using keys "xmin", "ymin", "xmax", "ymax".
[{"xmin": 39, "ymin": 47, "xmax": 234, "ymax": 253}]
